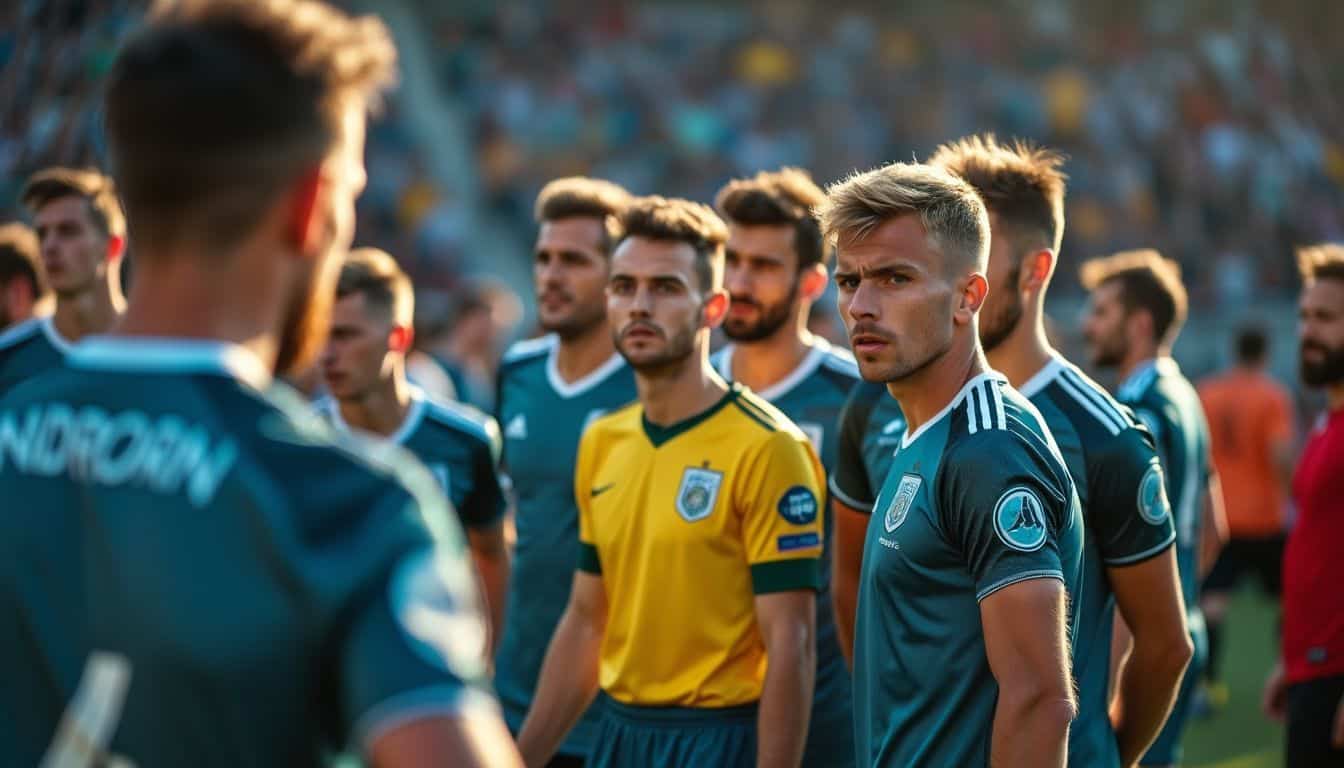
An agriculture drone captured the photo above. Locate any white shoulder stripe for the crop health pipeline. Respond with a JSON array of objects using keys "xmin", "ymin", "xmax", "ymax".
[
  {"xmin": 976, "ymin": 384, "xmax": 993, "ymax": 431},
  {"xmin": 990, "ymin": 381, "xmax": 1006, "ymax": 430},
  {"xmin": 966, "ymin": 389, "xmax": 980, "ymax": 435},
  {"xmin": 502, "ymin": 334, "xmax": 555, "ymax": 364},
  {"xmin": 0, "ymin": 316, "xmax": 42, "ymax": 352},
  {"xmin": 1057, "ymin": 373, "xmax": 1124, "ymax": 436},
  {"xmin": 1062, "ymin": 368, "xmax": 1128, "ymax": 429}
]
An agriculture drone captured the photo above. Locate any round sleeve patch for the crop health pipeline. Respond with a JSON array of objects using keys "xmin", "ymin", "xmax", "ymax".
[
  {"xmin": 993, "ymin": 487, "xmax": 1049, "ymax": 552},
  {"xmin": 1137, "ymin": 462, "xmax": 1171, "ymax": 525},
  {"xmin": 777, "ymin": 485, "xmax": 819, "ymax": 526}
]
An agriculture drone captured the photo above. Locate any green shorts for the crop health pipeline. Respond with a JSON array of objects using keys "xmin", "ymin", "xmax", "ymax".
[{"xmin": 589, "ymin": 692, "xmax": 757, "ymax": 768}]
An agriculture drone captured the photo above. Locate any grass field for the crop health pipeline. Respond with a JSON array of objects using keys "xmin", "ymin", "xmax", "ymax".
[{"xmin": 1184, "ymin": 588, "xmax": 1283, "ymax": 768}]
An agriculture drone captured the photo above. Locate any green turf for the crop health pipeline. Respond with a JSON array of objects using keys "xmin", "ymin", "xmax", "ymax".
[{"xmin": 1183, "ymin": 588, "xmax": 1283, "ymax": 768}]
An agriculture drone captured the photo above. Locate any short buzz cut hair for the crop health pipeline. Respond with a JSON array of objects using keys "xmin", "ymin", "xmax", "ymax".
[
  {"xmin": 534, "ymin": 176, "xmax": 632, "ymax": 255},
  {"xmin": 0, "ymin": 223, "xmax": 47, "ymax": 299},
  {"xmin": 817, "ymin": 161, "xmax": 990, "ymax": 272},
  {"xmin": 1079, "ymin": 249, "xmax": 1188, "ymax": 347},
  {"xmin": 1297, "ymin": 243, "xmax": 1344, "ymax": 284},
  {"xmin": 21, "ymin": 167, "xmax": 126, "ymax": 239},
  {"xmin": 715, "ymin": 166, "xmax": 828, "ymax": 270},
  {"xmin": 104, "ymin": 0, "xmax": 397, "ymax": 252},
  {"xmin": 337, "ymin": 247, "xmax": 413, "ymax": 326},
  {"xmin": 618, "ymin": 196, "xmax": 729, "ymax": 291},
  {"xmin": 928, "ymin": 133, "xmax": 1067, "ymax": 254}
]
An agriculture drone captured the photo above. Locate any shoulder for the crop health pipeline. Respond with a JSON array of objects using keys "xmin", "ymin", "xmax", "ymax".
[
  {"xmin": 421, "ymin": 394, "xmax": 500, "ymax": 451},
  {"xmin": 943, "ymin": 385, "xmax": 1067, "ymax": 487},
  {"xmin": 0, "ymin": 317, "xmax": 44, "ymax": 354},
  {"xmin": 583, "ymin": 399, "xmax": 642, "ymax": 440},
  {"xmin": 499, "ymin": 334, "xmax": 555, "ymax": 371},
  {"xmin": 815, "ymin": 338, "xmax": 861, "ymax": 382},
  {"xmin": 730, "ymin": 385, "xmax": 805, "ymax": 438},
  {"xmin": 1043, "ymin": 363, "xmax": 1139, "ymax": 439}
]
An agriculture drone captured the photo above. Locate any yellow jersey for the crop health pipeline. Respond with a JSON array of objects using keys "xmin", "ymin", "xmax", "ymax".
[{"xmin": 575, "ymin": 382, "xmax": 825, "ymax": 707}]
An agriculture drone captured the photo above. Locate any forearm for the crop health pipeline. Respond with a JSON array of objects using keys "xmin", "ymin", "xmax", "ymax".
[
  {"xmin": 1114, "ymin": 633, "xmax": 1193, "ymax": 766},
  {"xmin": 831, "ymin": 555, "xmax": 858, "ymax": 669},
  {"xmin": 756, "ymin": 640, "xmax": 814, "ymax": 768},
  {"xmin": 470, "ymin": 545, "xmax": 510, "ymax": 655},
  {"xmin": 990, "ymin": 690, "xmax": 1074, "ymax": 768},
  {"xmin": 516, "ymin": 610, "xmax": 602, "ymax": 767}
]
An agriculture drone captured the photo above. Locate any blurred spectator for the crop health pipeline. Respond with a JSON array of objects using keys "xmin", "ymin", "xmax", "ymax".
[
  {"xmin": 0, "ymin": 222, "xmax": 47, "ymax": 330},
  {"xmin": 417, "ymin": 279, "xmax": 524, "ymax": 411}
]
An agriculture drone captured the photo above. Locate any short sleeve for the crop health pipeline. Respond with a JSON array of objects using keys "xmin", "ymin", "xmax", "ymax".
[
  {"xmin": 573, "ymin": 429, "xmax": 601, "ymax": 575},
  {"xmin": 1089, "ymin": 426, "xmax": 1176, "ymax": 567},
  {"xmin": 460, "ymin": 427, "xmax": 507, "ymax": 529},
  {"xmin": 830, "ymin": 383, "xmax": 879, "ymax": 512},
  {"xmin": 937, "ymin": 433, "xmax": 1071, "ymax": 602},
  {"xmin": 739, "ymin": 430, "xmax": 825, "ymax": 594}
]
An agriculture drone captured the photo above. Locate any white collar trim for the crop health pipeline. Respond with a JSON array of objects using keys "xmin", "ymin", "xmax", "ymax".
[
  {"xmin": 40, "ymin": 315, "xmax": 74, "ymax": 354},
  {"xmin": 715, "ymin": 338, "xmax": 831, "ymax": 402},
  {"xmin": 546, "ymin": 338, "xmax": 626, "ymax": 398},
  {"xmin": 1017, "ymin": 356, "xmax": 1067, "ymax": 398},
  {"xmin": 323, "ymin": 385, "xmax": 427, "ymax": 445},
  {"xmin": 900, "ymin": 370, "xmax": 1008, "ymax": 450}
]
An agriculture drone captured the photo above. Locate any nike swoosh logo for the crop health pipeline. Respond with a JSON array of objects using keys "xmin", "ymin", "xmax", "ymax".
[{"xmin": 591, "ymin": 484, "xmax": 615, "ymax": 498}]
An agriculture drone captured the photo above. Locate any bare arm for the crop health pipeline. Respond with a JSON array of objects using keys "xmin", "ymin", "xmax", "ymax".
[
  {"xmin": 466, "ymin": 522, "xmax": 511, "ymax": 655},
  {"xmin": 755, "ymin": 589, "xmax": 816, "ymax": 768},
  {"xmin": 1108, "ymin": 548, "xmax": 1193, "ymax": 766},
  {"xmin": 370, "ymin": 710, "xmax": 522, "ymax": 768},
  {"xmin": 982, "ymin": 578, "xmax": 1076, "ymax": 768},
  {"xmin": 516, "ymin": 572, "xmax": 606, "ymax": 768},
  {"xmin": 1199, "ymin": 474, "xmax": 1228, "ymax": 579},
  {"xmin": 831, "ymin": 500, "xmax": 869, "ymax": 669}
]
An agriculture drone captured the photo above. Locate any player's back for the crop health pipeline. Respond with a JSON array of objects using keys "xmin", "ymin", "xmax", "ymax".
[
  {"xmin": 0, "ymin": 315, "xmax": 69, "ymax": 393},
  {"xmin": 1198, "ymin": 369, "xmax": 1292, "ymax": 537},
  {"xmin": 0, "ymin": 338, "xmax": 487, "ymax": 767}
]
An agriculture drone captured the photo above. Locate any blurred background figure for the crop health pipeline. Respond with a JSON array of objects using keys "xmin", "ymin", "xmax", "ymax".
[
  {"xmin": 417, "ymin": 278, "xmax": 524, "ymax": 411},
  {"xmin": 1199, "ymin": 325, "xmax": 1296, "ymax": 714},
  {"xmin": 0, "ymin": 222, "xmax": 47, "ymax": 330}
]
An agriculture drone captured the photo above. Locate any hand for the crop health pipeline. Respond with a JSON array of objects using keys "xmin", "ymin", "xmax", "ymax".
[
  {"xmin": 1261, "ymin": 661, "xmax": 1288, "ymax": 722},
  {"xmin": 1332, "ymin": 692, "xmax": 1344, "ymax": 749}
]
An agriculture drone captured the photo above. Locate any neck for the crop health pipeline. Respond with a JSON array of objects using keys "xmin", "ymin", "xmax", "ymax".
[
  {"xmin": 637, "ymin": 342, "xmax": 730, "ymax": 426},
  {"xmin": 888, "ymin": 333, "xmax": 986, "ymax": 436},
  {"xmin": 338, "ymin": 372, "xmax": 413, "ymax": 438},
  {"xmin": 1118, "ymin": 344, "xmax": 1163, "ymax": 382},
  {"xmin": 984, "ymin": 304, "xmax": 1056, "ymax": 389},
  {"xmin": 53, "ymin": 275, "xmax": 125, "ymax": 342},
  {"xmin": 554, "ymin": 322, "xmax": 618, "ymax": 385},
  {"xmin": 726, "ymin": 322, "xmax": 812, "ymax": 395}
]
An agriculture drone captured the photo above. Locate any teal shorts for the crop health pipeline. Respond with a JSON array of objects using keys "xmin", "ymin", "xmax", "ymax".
[{"xmin": 589, "ymin": 693, "xmax": 757, "ymax": 768}]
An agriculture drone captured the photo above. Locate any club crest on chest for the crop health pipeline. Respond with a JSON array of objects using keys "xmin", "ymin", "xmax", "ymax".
[
  {"xmin": 884, "ymin": 474, "xmax": 923, "ymax": 533},
  {"xmin": 676, "ymin": 466, "xmax": 724, "ymax": 522}
]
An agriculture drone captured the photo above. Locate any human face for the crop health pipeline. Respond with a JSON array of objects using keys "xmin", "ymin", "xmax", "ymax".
[
  {"xmin": 1082, "ymin": 280, "xmax": 1130, "ymax": 370},
  {"xmin": 321, "ymin": 292, "xmax": 395, "ymax": 400},
  {"xmin": 834, "ymin": 215, "xmax": 961, "ymax": 383},
  {"xmin": 723, "ymin": 223, "xmax": 800, "ymax": 342},
  {"xmin": 978, "ymin": 213, "xmax": 1024, "ymax": 352},
  {"xmin": 534, "ymin": 217, "xmax": 609, "ymax": 339},
  {"xmin": 276, "ymin": 106, "xmax": 367, "ymax": 376},
  {"xmin": 1299, "ymin": 278, "xmax": 1344, "ymax": 387},
  {"xmin": 33, "ymin": 196, "xmax": 111, "ymax": 298},
  {"xmin": 607, "ymin": 236, "xmax": 722, "ymax": 375}
]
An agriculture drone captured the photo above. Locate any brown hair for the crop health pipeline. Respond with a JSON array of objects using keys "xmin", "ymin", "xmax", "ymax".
[
  {"xmin": 928, "ymin": 134, "xmax": 1066, "ymax": 255},
  {"xmin": 0, "ymin": 223, "xmax": 46, "ymax": 299},
  {"xmin": 1080, "ymin": 249, "xmax": 1188, "ymax": 347},
  {"xmin": 1297, "ymin": 243, "xmax": 1344, "ymax": 284},
  {"xmin": 103, "ymin": 0, "xmax": 396, "ymax": 251},
  {"xmin": 336, "ymin": 247, "xmax": 413, "ymax": 326},
  {"xmin": 534, "ymin": 176, "xmax": 631, "ymax": 255},
  {"xmin": 715, "ymin": 167, "xmax": 827, "ymax": 269},
  {"xmin": 21, "ymin": 167, "xmax": 126, "ymax": 239},
  {"xmin": 619, "ymin": 196, "xmax": 729, "ymax": 291}
]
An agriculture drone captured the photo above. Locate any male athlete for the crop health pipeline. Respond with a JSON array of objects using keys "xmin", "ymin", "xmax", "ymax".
[
  {"xmin": 930, "ymin": 136, "xmax": 1192, "ymax": 768},
  {"xmin": 711, "ymin": 167, "xmax": 858, "ymax": 768},
  {"xmin": 0, "ymin": 222, "xmax": 47, "ymax": 330},
  {"xmin": 0, "ymin": 168, "xmax": 125, "ymax": 390},
  {"xmin": 1082, "ymin": 249, "xmax": 1228, "ymax": 768},
  {"xmin": 318, "ymin": 247, "xmax": 510, "ymax": 644},
  {"xmin": 822, "ymin": 162, "xmax": 1083, "ymax": 767},
  {"xmin": 0, "ymin": 1, "xmax": 518, "ymax": 765},
  {"xmin": 494, "ymin": 177, "xmax": 636, "ymax": 764},
  {"xmin": 518, "ymin": 197, "xmax": 823, "ymax": 768}
]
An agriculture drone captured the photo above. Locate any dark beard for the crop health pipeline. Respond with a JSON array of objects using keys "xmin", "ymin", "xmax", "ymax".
[
  {"xmin": 275, "ymin": 267, "xmax": 335, "ymax": 377},
  {"xmin": 723, "ymin": 279, "xmax": 798, "ymax": 343},
  {"xmin": 979, "ymin": 295, "xmax": 1022, "ymax": 353},
  {"xmin": 1300, "ymin": 341, "xmax": 1344, "ymax": 387}
]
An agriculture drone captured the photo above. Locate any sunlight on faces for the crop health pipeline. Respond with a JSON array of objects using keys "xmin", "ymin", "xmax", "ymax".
[
  {"xmin": 723, "ymin": 223, "xmax": 805, "ymax": 342},
  {"xmin": 1299, "ymin": 278, "xmax": 1344, "ymax": 386},
  {"xmin": 534, "ymin": 217, "xmax": 610, "ymax": 339},
  {"xmin": 321, "ymin": 291, "xmax": 399, "ymax": 400},
  {"xmin": 1082, "ymin": 280, "xmax": 1131, "ymax": 369},
  {"xmin": 835, "ymin": 214, "xmax": 982, "ymax": 384},
  {"xmin": 977, "ymin": 212, "xmax": 1027, "ymax": 352},
  {"xmin": 607, "ymin": 236, "xmax": 727, "ymax": 374},
  {"xmin": 33, "ymin": 196, "xmax": 116, "ymax": 298}
]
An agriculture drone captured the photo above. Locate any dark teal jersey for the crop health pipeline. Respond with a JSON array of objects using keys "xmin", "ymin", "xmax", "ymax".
[
  {"xmin": 0, "ymin": 315, "xmax": 71, "ymax": 393},
  {"xmin": 0, "ymin": 338, "xmax": 493, "ymax": 768},
  {"xmin": 316, "ymin": 387, "xmax": 506, "ymax": 530},
  {"xmin": 831, "ymin": 380, "xmax": 907, "ymax": 512},
  {"xmin": 1020, "ymin": 357, "xmax": 1176, "ymax": 768},
  {"xmin": 493, "ymin": 334, "xmax": 636, "ymax": 754},
  {"xmin": 854, "ymin": 373, "xmax": 1084, "ymax": 767},
  {"xmin": 713, "ymin": 337, "xmax": 860, "ymax": 767}
]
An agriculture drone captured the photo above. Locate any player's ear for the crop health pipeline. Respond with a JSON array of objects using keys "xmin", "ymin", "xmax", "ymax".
[
  {"xmin": 799, "ymin": 263, "xmax": 828, "ymax": 302},
  {"xmin": 958, "ymin": 272, "xmax": 988, "ymax": 325},
  {"xmin": 1020, "ymin": 249, "xmax": 1054, "ymax": 292},
  {"xmin": 106, "ymin": 234, "xmax": 126, "ymax": 262},
  {"xmin": 702, "ymin": 289, "xmax": 730, "ymax": 329},
  {"xmin": 286, "ymin": 167, "xmax": 324, "ymax": 258},
  {"xmin": 387, "ymin": 324, "xmax": 414, "ymax": 354}
]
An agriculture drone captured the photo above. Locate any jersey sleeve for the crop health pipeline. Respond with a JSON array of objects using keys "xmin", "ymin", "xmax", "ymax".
[
  {"xmin": 1089, "ymin": 424, "xmax": 1176, "ymax": 567},
  {"xmin": 573, "ymin": 428, "xmax": 601, "ymax": 575},
  {"xmin": 830, "ymin": 384, "xmax": 878, "ymax": 512},
  {"xmin": 937, "ymin": 432, "xmax": 1072, "ymax": 602},
  {"xmin": 738, "ymin": 429, "xmax": 825, "ymax": 594},
  {"xmin": 460, "ymin": 421, "xmax": 507, "ymax": 529}
]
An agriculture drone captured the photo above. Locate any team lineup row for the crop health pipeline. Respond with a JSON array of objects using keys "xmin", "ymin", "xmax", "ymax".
[{"xmin": 0, "ymin": 2, "xmax": 1339, "ymax": 767}]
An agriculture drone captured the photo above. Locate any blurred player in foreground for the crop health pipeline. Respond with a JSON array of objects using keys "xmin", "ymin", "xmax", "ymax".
[
  {"xmin": 824, "ymin": 162, "xmax": 1083, "ymax": 767},
  {"xmin": 518, "ymin": 197, "xmax": 824, "ymax": 768},
  {"xmin": 711, "ymin": 167, "xmax": 859, "ymax": 768},
  {"xmin": 1082, "ymin": 250, "xmax": 1227, "ymax": 768},
  {"xmin": 1262, "ymin": 244, "xmax": 1344, "ymax": 765},
  {"xmin": 0, "ymin": 222, "xmax": 47, "ymax": 331},
  {"xmin": 494, "ymin": 177, "xmax": 636, "ymax": 765},
  {"xmin": 0, "ymin": 1, "xmax": 519, "ymax": 765},
  {"xmin": 0, "ymin": 168, "xmax": 125, "ymax": 390},
  {"xmin": 318, "ymin": 248, "xmax": 511, "ymax": 646},
  {"xmin": 932, "ymin": 136, "xmax": 1190, "ymax": 768}
]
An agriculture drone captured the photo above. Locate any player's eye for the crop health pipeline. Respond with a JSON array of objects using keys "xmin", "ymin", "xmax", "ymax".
[{"xmin": 835, "ymin": 276, "xmax": 858, "ymax": 291}]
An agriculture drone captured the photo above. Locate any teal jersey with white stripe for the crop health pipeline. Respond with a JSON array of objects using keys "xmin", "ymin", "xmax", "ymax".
[
  {"xmin": 713, "ymin": 337, "xmax": 860, "ymax": 767},
  {"xmin": 493, "ymin": 335, "xmax": 636, "ymax": 754},
  {"xmin": 0, "ymin": 315, "xmax": 71, "ymax": 393},
  {"xmin": 317, "ymin": 387, "xmax": 506, "ymax": 531},
  {"xmin": 854, "ymin": 373, "xmax": 1084, "ymax": 767},
  {"xmin": 1020, "ymin": 357, "xmax": 1176, "ymax": 768},
  {"xmin": 0, "ymin": 338, "xmax": 491, "ymax": 768},
  {"xmin": 831, "ymin": 380, "xmax": 906, "ymax": 512}
]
